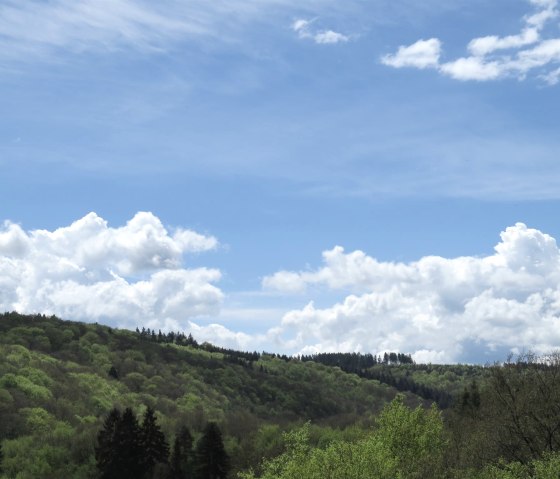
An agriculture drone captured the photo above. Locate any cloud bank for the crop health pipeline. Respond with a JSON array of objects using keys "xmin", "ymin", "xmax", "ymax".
[
  {"xmin": 0, "ymin": 212, "xmax": 223, "ymax": 332},
  {"xmin": 264, "ymin": 223, "xmax": 560, "ymax": 362},
  {"xmin": 382, "ymin": 0, "xmax": 560, "ymax": 83},
  {"xmin": 5, "ymin": 215, "xmax": 560, "ymax": 362}
]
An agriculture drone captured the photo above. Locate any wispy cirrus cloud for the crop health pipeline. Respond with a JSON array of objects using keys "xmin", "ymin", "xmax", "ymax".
[
  {"xmin": 0, "ymin": 0, "xmax": 194, "ymax": 59},
  {"xmin": 382, "ymin": 0, "xmax": 560, "ymax": 83},
  {"xmin": 0, "ymin": 0, "xmax": 356, "ymax": 62}
]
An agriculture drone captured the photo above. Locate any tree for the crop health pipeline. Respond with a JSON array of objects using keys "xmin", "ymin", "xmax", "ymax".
[
  {"xmin": 95, "ymin": 408, "xmax": 122, "ymax": 479},
  {"xmin": 140, "ymin": 406, "xmax": 169, "ymax": 476},
  {"xmin": 114, "ymin": 408, "xmax": 145, "ymax": 478},
  {"xmin": 239, "ymin": 396, "xmax": 447, "ymax": 479},
  {"xmin": 194, "ymin": 423, "xmax": 230, "ymax": 479},
  {"xmin": 96, "ymin": 407, "xmax": 145, "ymax": 479},
  {"xmin": 373, "ymin": 394, "xmax": 447, "ymax": 479},
  {"xmin": 484, "ymin": 352, "xmax": 560, "ymax": 463},
  {"xmin": 459, "ymin": 380, "xmax": 481, "ymax": 419},
  {"xmin": 108, "ymin": 366, "xmax": 119, "ymax": 380},
  {"xmin": 169, "ymin": 426, "xmax": 194, "ymax": 479}
]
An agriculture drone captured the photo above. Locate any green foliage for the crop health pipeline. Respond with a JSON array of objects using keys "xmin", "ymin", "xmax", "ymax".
[
  {"xmin": 459, "ymin": 453, "xmax": 560, "ymax": 479},
  {"xmin": 0, "ymin": 373, "xmax": 52, "ymax": 401},
  {"xmin": 1, "ymin": 418, "xmax": 85, "ymax": 479},
  {"xmin": 374, "ymin": 394, "xmax": 446, "ymax": 478},
  {"xmin": 240, "ymin": 394, "xmax": 447, "ymax": 479}
]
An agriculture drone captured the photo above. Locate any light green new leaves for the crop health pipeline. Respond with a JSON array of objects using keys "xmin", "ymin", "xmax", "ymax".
[{"xmin": 239, "ymin": 394, "xmax": 447, "ymax": 479}]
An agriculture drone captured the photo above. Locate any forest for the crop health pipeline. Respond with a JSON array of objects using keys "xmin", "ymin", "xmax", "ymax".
[{"xmin": 1, "ymin": 312, "xmax": 560, "ymax": 478}]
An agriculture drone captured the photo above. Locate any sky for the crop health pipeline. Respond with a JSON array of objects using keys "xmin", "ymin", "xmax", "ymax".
[{"xmin": 2, "ymin": 0, "xmax": 560, "ymax": 363}]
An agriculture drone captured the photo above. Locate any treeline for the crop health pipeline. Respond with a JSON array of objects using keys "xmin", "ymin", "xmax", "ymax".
[
  {"xmin": 134, "ymin": 327, "xmax": 286, "ymax": 368},
  {"xmin": 299, "ymin": 352, "xmax": 453, "ymax": 408},
  {"xmin": 300, "ymin": 351, "xmax": 414, "ymax": 368},
  {"xmin": 366, "ymin": 368, "xmax": 453, "ymax": 409},
  {"xmin": 120, "ymin": 324, "xmax": 454, "ymax": 408},
  {"xmin": 136, "ymin": 327, "xmax": 200, "ymax": 349}
]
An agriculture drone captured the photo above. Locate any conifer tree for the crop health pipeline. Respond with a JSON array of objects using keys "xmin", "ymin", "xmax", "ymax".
[
  {"xmin": 114, "ymin": 407, "xmax": 145, "ymax": 478},
  {"xmin": 108, "ymin": 365, "xmax": 119, "ymax": 380},
  {"xmin": 95, "ymin": 408, "xmax": 122, "ymax": 479},
  {"xmin": 168, "ymin": 425, "xmax": 194, "ymax": 478},
  {"xmin": 96, "ymin": 407, "xmax": 145, "ymax": 479},
  {"xmin": 141, "ymin": 406, "xmax": 169, "ymax": 475},
  {"xmin": 194, "ymin": 422, "xmax": 230, "ymax": 479}
]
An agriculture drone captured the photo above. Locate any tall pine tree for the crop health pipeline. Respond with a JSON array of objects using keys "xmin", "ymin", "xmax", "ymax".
[
  {"xmin": 194, "ymin": 422, "xmax": 229, "ymax": 479},
  {"xmin": 168, "ymin": 425, "xmax": 194, "ymax": 479},
  {"xmin": 141, "ymin": 406, "xmax": 169, "ymax": 476},
  {"xmin": 95, "ymin": 408, "xmax": 122, "ymax": 479},
  {"xmin": 114, "ymin": 407, "xmax": 145, "ymax": 478},
  {"xmin": 96, "ymin": 407, "xmax": 146, "ymax": 479}
]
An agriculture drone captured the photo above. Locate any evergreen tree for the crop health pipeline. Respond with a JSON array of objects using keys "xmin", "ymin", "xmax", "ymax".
[
  {"xmin": 194, "ymin": 422, "xmax": 230, "ymax": 479},
  {"xmin": 96, "ymin": 408, "xmax": 122, "ymax": 479},
  {"xmin": 115, "ymin": 407, "xmax": 145, "ymax": 478},
  {"xmin": 169, "ymin": 426, "xmax": 194, "ymax": 479},
  {"xmin": 96, "ymin": 407, "xmax": 145, "ymax": 479},
  {"xmin": 108, "ymin": 365, "xmax": 119, "ymax": 380},
  {"xmin": 141, "ymin": 406, "xmax": 169, "ymax": 475}
]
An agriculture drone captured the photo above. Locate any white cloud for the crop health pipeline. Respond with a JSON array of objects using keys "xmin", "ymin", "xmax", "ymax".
[
  {"xmin": 292, "ymin": 17, "xmax": 348, "ymax": 44},
  {"xmin": 467, "ymin": 28, "xmax": 539, "ymax": 56},
  {"xmin": 264, "ymin": 223, "xmax": 560, "ymax": 362},
  {"xmin": 0, "ymin": 212, "xmax": 223, "ymax": 330},
  {"xmin": 292, "ymin": 18, "xmax": 311, "ymax": 36},
  {"xmin": 314, "ymin": 30, "xmax": 349, "ymax": 44},
  {"xmin": 263, "ymin": 245, "xmax": 411, "ymax": 293},
  {"xmin": 526, "ymin": 0, "xmax": 559, "ymax": 28},
  {"xmin": 263, "ymin": 270, "xmax": 308, "ymax": 294},
  {"xmin": 381, "ymin": 38, "xmax": 441, "ymax": 69},
  {"xmin": 439, "ymin": 57, "xmax": 503, "ymax": 81},
  {"xmin": 383, "ymin": 0, "xmax": 560, "ymax": 83}
]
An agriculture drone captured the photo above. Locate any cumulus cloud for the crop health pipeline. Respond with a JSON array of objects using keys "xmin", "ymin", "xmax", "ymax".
[
  {"xmin": 264, "ymin": 223, "xmax": 560, "ymax": 362},
  {"xmin": 382, "ymin": 0, "xmax": 560, "ymax": 83},
  {"xmin": 381, "ymin": 38, "xmax": 441, "ymax": 69},
  {"xmin": 292, "ymin": 18, "xmax": 349, "ymax": 44},
  {"xmin": 0, "ymin": 212, "xmax": 224, "ymax": 331}
]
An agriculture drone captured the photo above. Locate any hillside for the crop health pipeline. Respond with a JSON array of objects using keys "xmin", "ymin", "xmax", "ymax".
[
  {"xmin": 3, "ymin": 313, "xmax": 560, "ymax": 478},
  {"xmin": 0, "ymin": 312, "xmax": 417, "ymax": 478}
]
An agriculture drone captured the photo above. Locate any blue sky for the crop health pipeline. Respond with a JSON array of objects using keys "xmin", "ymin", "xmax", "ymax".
[{"xmin": 2, "ymin": 0, "xmax": 560, "ymax": 362}]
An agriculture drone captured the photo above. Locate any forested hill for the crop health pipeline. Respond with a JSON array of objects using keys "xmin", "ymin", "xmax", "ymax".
[
  {"xmin": 300, "ymin": 352, "xmax": 485, "ymax": 408},
  {"xmin": 0, "ymin": 312, "xmax": 423, "ymax": 478},
  {"xmin": 5, "ymin": 312, "xmax": 560, "ymax": 479}
]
